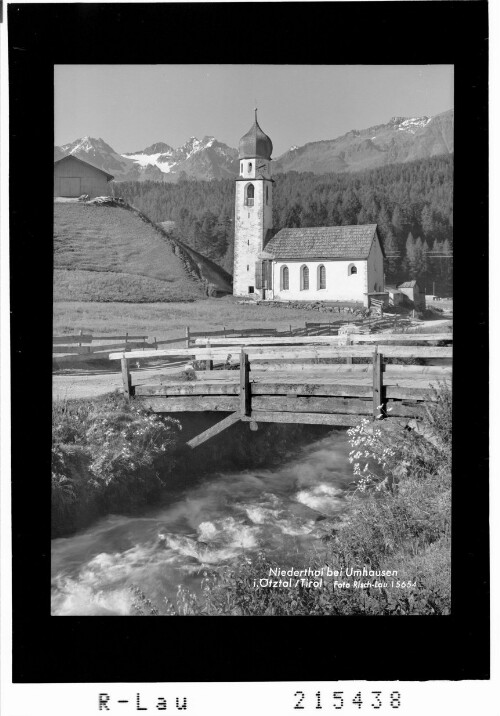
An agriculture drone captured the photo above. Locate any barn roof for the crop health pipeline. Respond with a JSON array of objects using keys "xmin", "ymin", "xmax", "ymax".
[
  {"xmin": 397, "ymin": 280, "xmax": 418, "ymax": 288},
  {"xmin": 263, "ymin": 224, "xmax": 379, "ymax": 260},
  {"xmin": 54, "ymin": 154, "xmax": 114, "ymax": 181}
]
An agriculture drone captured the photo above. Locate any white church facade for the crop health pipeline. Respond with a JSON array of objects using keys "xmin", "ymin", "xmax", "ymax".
[{"xmin": 233, "ymin": 114, "xmax": 384, "ymax": 308}]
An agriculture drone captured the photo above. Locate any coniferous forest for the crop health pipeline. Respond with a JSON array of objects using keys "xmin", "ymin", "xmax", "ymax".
[{"xmin": 116, "ymin": 154, "xmax": 453, "ymax": 295}]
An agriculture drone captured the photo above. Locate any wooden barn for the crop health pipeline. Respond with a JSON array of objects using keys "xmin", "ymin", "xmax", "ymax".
[{"xmin": 54, "ymin": 155, "xmax": 114, "ymax": 198}]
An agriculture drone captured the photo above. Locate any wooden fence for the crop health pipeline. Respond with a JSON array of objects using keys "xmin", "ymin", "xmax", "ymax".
[{"xmin": 53, "ymin": 331, "xmax": 155, "ymax": 363}]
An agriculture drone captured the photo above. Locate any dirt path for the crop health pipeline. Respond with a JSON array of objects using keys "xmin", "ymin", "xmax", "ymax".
[{"xmin": 53, "ymin": 362, "xmax": 185, "ymax": 401}]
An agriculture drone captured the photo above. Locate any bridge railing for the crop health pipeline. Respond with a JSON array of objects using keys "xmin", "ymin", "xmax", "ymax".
[{"xmin": 111, "ymin": 333, "xmax": 452, "ymax": 401}]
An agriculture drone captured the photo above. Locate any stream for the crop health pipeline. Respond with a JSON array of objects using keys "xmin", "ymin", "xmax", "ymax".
[{"xmin": 51, "ymin": 430, "xmax": 354, "ymax": 615}]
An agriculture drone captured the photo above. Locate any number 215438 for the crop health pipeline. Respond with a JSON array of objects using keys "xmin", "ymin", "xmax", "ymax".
[{"xmin": 294, "ymin": 691, "xmax": 401, "ymax": 710}]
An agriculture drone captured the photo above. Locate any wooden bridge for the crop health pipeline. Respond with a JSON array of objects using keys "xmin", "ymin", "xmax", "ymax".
[{"xmin": 110, "ymin": 329, "xmax": 452, "ymax": 448}]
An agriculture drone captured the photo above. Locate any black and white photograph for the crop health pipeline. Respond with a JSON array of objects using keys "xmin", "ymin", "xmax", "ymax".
[
  {"xmin": 5, "ymin": 0, "xmax": 490, "ymax": 696},
  {"xmin": 51, "ymin": 64, "xmax": 455, "ymax": 618}
]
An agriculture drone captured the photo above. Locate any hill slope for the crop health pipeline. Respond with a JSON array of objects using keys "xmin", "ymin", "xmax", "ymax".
[{"xmin": 53, "ymin": 202, "xmax": 229, "ymax": 302}]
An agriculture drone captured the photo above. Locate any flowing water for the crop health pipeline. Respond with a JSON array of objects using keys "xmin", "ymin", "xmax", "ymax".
[{"xmin": 51, "ymin": 431, "xmax": 354, "ymax": 615}]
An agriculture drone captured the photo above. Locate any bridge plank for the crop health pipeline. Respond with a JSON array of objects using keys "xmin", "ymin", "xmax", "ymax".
[
  {"xmin": 252, "ymin": 396, "xmax": 425, "ymax": 417},
  {"xmin": 135, "ymin": 383, "xmax": 239, "ymax": 396},
  {"xmin": 247, "ymin": 346, "xmax": 452, "ymax": 360},
  {"xmin": 109, "ymin": 344, "xmax": 452, "ymax": 361},
  {"xmin": 138, "ymin": 396, "xmax": 239, "ymax": 412},
  {"xmin": 251, "ymin": 382, "xmax": 434, "ymax": 400}
]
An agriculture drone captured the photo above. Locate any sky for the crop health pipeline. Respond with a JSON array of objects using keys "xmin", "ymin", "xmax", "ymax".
[{"xmin": 55, "ymin": 65, "xmax": 454, "ymax": 156}]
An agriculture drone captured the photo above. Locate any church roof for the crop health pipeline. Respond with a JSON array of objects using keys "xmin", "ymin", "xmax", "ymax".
[
  {"xmin": 264, "ymin": 224, "xmax": 379, "ymax": 260},
  {"xmin": 239, "ymin": 111, "xmax": 273, "ymax": 160}
]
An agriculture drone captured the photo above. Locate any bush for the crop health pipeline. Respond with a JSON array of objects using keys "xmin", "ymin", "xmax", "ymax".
[{"xmin": 52, "ymin": 393, "xmax": 182, "ymax": 535}]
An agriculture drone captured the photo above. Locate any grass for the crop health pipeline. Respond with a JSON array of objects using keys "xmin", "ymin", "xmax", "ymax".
[
  {"xmin": 53, "ymin": 295, "xmax": 362, "ymax": 341},
  {"xmin": 54, "ymin": 269, "xmax": 202, "ymax": 303},
  {"xmin": 54, "ymin": 203, "xmax": 206, "ymax": 302}
]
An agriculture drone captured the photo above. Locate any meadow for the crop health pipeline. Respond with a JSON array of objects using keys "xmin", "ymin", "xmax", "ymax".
[
  {"xmin": 54, "ymin": 202, "xmax": 206, "ymax": 302},
  {"xmin": 53, "ymin": 296, "xmax": 363, "ymax": 341}
]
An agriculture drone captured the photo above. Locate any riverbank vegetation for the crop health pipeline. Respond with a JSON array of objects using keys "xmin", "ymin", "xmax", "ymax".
[
  {"xmin": 132, "ymin": 383, "xmax": 452, "ymax": 616},
  {"xmin": 52, "ymin": 394, "xmax": 325, "ymax": 537},
  {"xmin": 52, "ymin": 394, "xmax": 182, "ymax": 536}
]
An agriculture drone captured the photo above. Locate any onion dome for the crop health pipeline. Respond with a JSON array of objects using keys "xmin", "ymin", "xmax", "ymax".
[{"xmin": 238, "ymin": 110, "xmax": 273, "ymax": 160}]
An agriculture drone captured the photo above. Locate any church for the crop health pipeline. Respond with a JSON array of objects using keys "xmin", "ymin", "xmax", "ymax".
[{"xmin": 233, "ymin": 113, "xmax": 384, "ymax": 308}]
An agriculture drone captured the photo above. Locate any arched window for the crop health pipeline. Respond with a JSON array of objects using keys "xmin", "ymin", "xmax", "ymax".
[
  {"xmin": 248, "ymin": 162, "xmax": 252, "ymax": 173},
  {"xmin": 240, "ymin": 162, "xmax": 243, "ymax": 174},
  {"xmin": 266, "ymin": 185, "xmax": 269, "ymax": 205},
  {"xmin": 317, "ymin": 264, "xmax": 326, "ymax": 290},
  {"xmin": 348, "ymin": 264, "xmax": 357, "ymax": 275},
  {"xmin": 300, "ymin": 265, "xmax": 309, "ymax": 291},
  {"xmin": 281, "ymin": 265, "xmax": 289, "ymax": 291},
  {"xmin": 245, "ymin": 183, "xmax": 254, "ymax": 206}
]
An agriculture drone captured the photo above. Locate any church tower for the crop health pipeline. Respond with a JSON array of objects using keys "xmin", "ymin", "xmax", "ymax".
[{"xmin": 233, "ymin": 111, "xmax": 273, "ymax": 298}]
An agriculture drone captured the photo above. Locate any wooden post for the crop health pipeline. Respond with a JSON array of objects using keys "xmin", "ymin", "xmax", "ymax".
[
  {"xmin": 121, "ymin": 356, "xmax": 132, "ymax": 399},
  {"xmin": 205, "ymin": 340, "xmax": 213, "ymax": 370},
  {"xmin": 372, "ymin": 347, "xmax": 383, "ymax": 420},
  {"xmin": 78, "ymin": 329, "xmax": 83, "ymax": 347},
  {"xmin": 346, "ymin": 335, "xmax": 352, "ymax": 365},
  {"xmin": 239, "ymin": 349, "xmax": 250, "ymax": 417},
  {"xmin": 289, "ymin": 324, "xmax": 292, "ymax": 336},
  {"xmin": 185, "ymin": 326, "xmax": 190, "ymax": 348}
]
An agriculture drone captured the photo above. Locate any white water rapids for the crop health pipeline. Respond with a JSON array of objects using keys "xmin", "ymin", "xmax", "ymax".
[{"xmin": 51, "ymin": 431, "xmax": 354, "ymax": 615}]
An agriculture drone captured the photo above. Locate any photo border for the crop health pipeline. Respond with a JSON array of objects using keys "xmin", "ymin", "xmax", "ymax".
[{"xmin": 8, "ymin": 0, "xmax": 489, "ymax": 683}]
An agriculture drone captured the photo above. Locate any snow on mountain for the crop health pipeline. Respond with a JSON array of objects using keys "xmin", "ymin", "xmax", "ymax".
[
  {"xmin": 54, "ymin": 111, "xmax": 453, "ymax": 183},
  {"xmin": 117, "ymin": 136, "xmax": 229, "ymax": 175},
  {"xmin": 392, "ymin": 116, "xmax": 432, "ymax": 133}
]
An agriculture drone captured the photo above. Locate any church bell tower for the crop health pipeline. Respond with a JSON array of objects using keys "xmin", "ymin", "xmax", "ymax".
[{"xmin": 233, "ymin": 110, "xmax": 273, "ymax": 298}]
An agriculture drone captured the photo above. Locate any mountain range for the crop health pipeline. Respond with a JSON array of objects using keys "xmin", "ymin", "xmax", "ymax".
[{"xmin": 54, "ymin": 109, "xmax": 453, "ymax": 183}]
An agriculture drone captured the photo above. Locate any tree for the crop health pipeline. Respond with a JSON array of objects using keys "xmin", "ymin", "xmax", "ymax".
[
  {"xmin": 402, "ymin": 232, "xmax": 417, "ymax": 276},
  {"xmin": 382, "ymin": 232, "xmax": 400, "ymax": 282},
  {"xmin": 421, "ymin": 205, "xmax": 435, "ymax": 238}
]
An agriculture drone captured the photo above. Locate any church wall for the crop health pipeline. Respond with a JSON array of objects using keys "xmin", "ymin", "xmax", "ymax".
[{"xmin": 272, "ymin": 259, "xmax": 368, "ymax": 303}]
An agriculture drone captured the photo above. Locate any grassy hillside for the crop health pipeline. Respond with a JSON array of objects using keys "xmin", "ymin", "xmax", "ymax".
[{"xmin": 54, "ymin": 203, "xmax": 208, "ymax": 302}]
